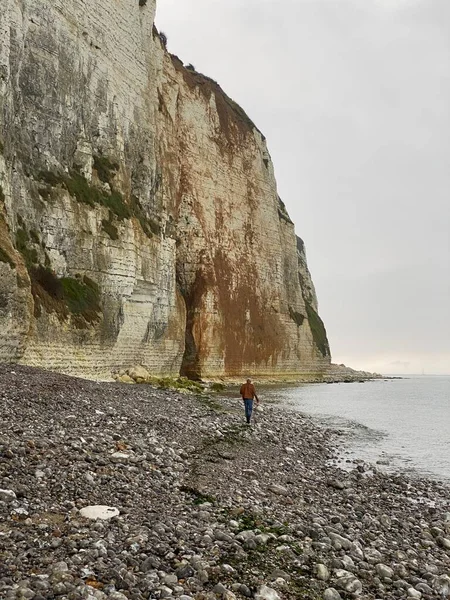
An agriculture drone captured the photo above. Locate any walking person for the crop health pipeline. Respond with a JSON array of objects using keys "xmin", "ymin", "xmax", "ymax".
[{"xmin": 239, "ymin": 378, "xmax": 259, "ymax": 425}]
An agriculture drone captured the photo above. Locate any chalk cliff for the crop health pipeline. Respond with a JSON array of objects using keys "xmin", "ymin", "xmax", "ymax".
[{"xmin": 0, "ymin": 0, "xmax": 331, "ymax": 378}]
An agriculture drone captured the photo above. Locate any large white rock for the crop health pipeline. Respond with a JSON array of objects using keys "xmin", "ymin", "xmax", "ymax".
[
  {"xmin": 79, "ymin": 505, "xmax": 120, "ymax": 520},
  {"xmin": 110, "ymin": 452, "xmax": 132, "ymax": 462}
]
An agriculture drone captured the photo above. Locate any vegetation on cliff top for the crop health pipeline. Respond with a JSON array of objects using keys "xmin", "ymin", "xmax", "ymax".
[{"xmin": 170, "ymin": 54, "xmax": 262, "ymax": 143}]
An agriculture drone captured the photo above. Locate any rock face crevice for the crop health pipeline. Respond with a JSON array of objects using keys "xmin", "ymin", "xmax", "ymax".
[{"xmin": 0, "ymin": 0, "xmax": 331, "ymax": 378}]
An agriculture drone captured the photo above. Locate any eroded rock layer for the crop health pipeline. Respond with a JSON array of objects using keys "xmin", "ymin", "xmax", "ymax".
[{"xmin": 0, "ymin": 0, "xmax": 330, "ymax": 378}]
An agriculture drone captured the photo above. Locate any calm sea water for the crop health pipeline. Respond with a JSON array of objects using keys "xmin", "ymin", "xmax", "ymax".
[{"xmin": 262, "ymin": 376, "xmax": 450, "ymax": 481}]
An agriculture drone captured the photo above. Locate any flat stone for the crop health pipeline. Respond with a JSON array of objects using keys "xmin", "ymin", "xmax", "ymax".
[
  {"xmin": 110, "ymin": 451, "xmax": 131, "ymax": 462},
  {"xmin": 214, "ymin": 529, "xmax": 234, "ymax": 543},
  {"xmin": 268, "ymin": 484, "xmax": 289, "ymax": 495},
  {"xmin": 79, "ymin": 505, "xmax": 119, "ymax": 520},
  {"xmin": 327, "ymin": 479, "xmax": 347, "ymax": 490}
]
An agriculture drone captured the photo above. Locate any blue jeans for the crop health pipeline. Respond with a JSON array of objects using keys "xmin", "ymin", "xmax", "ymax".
[{"xmin": 244, "ymin": 399, "xmax": 253, "ymax": 423}]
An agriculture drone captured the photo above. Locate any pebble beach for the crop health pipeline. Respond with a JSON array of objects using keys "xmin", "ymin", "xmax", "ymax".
[{"xmin": 0, "ymin": 365, "xmax": 449, "ymax": 600}]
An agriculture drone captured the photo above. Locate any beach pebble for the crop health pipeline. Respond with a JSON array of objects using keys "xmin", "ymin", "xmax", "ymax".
[
  {"xmin": 323, "ymin": 589, "xmax": 342, "ymax": 600},
  {"xmin": 1, "ymin": 364, "xmax": 449, "ymax": 600},
  {"xmin": 255, "ymin": 585, "xmax": 281, "ymax": 600},
  {"xmin": 316, "ymin": 564, "xmax": 330, "ymax": 580},
  {"xmin": 79, "ymin": 505, "xmax": 120, "ymax": 520},
  {"xmin": 0, "ymin": 489, "xmax": 16, "ymax": 502},
  {"xmin": 375, "ymin": 563, "xmax": 394, "ymax": 579},
  {"xmin": 268, "ymin": 484, "xmax": 289, "ymax": 495}
]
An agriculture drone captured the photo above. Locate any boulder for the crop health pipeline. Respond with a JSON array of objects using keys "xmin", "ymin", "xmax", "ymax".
[
  {"xmin": 127, "ymin": 365, "xmax": 150, "ymax": 381},
  {"xmin": 117, "ymin": 374, "xmax": 135, "ymax": 384}
]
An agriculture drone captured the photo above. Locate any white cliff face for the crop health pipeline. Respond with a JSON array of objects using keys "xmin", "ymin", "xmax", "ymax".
[{"xmin": 0, "ymin": 0, "xmax": 330, "ymax": 378}]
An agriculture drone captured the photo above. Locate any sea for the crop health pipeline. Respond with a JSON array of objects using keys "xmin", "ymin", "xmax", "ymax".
[{"xmin": 262, "ymin": 376, "xmax": 450, "ymax": 482}]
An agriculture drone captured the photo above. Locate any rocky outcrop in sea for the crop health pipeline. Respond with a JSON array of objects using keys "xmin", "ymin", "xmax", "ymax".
[{"xmin": 1, "ymin": 365, "xmax": 449, "ymax": 599}]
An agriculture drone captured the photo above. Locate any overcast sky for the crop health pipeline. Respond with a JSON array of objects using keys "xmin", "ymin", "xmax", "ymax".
[{"xmin": 156, "ymin": 0, "xmax": 450, "ymax": 375}]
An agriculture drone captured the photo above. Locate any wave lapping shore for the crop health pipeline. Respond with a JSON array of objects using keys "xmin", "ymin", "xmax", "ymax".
[{"xmin": 0, "ymin": 365, "xmax": 449, "ymax": 600}]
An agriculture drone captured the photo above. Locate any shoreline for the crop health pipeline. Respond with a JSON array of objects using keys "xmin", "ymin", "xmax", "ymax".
[{"xmin": 0, "ymin": 365, "xmax": 449, "ymax": 600}]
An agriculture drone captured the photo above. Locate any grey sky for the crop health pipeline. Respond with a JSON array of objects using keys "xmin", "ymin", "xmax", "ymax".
[{"xmin": 156, "ymin": 0, "xmax": 450, "ymax": 375}]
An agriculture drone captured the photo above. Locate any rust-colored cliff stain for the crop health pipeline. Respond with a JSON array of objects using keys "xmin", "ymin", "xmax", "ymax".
[{"xmin": 212, "ymin": 248, "xmax": 284, "ymax": 375}]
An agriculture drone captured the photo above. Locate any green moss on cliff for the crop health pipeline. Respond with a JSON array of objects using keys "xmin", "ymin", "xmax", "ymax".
[
  {"xmin": 102, "ymin": 190, "xmax": 130, "ymax": 220},
  {"xmin": 15, "ymin": 227, "xmax": 38, "ymax": 267},
  {"xmin": 93, "ymin": 155, "xmax": 119, "ymax": 184},
  {"xmin": 29, "ymin": 229, "xmax": 40, "ymax": 244},
  {"xmin": 101, "ymin": 219, "xmax": 119, "ymax": 240},
  {"xmin": 0, "ymin": 185, "xmax": 5, "ymax": 204},
  {"xmin": 30, "ymin": 266, "xmax": 101, "ymax": 327},
  {"xmin": 289, "ymin": 306, "xmax": 305, "ymax": 327},
  {"xmin": 38, "ymin": 170, "xmax": 65, "ymax": 187},
  {"xmin": 64, "ymin": 171, "xmax": 100, "ymax": 207},
  {"xmin": 130, "ymin": 195, "xmax": 160, "ymax": 238},
  {"xmin": 37, "ymin": 170, "xmax": 153, "ymax": 229},
  {"xmin": 305, "ymin": 300, "xmax": 330, "ymax": 358},
  {"xmin": 60, "ymin": 275, "xmax": 101, "ymax": 322}
]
